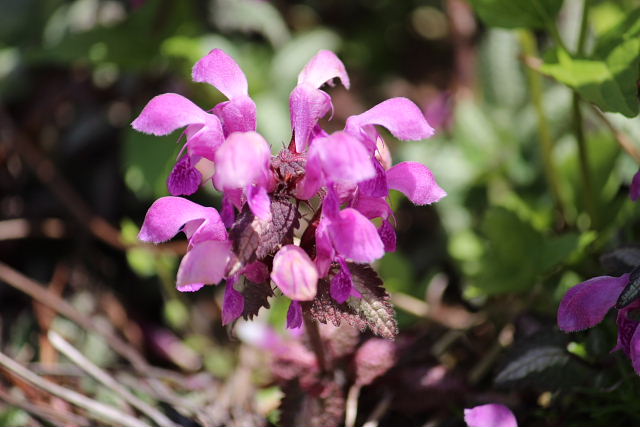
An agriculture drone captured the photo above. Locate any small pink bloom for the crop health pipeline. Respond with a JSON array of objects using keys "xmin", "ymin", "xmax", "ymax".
[
  {"xmin": 271, "ymin": 245, "xmax": 318, "ymax": 301},
  {"xmin": 308, "ymin": 131, "xmax": 376, "ymax": 185},
  {"xmin": 330, "ymin": 258, "xmax": 353, "ymax": 303},
  {"xmin": 213, "ymin": 131, "xmax": 271, "ymax": 190},
  {"xmin": 222, "ymin": 277, "xmax": 244, "ymax": 325},
  {"xmin": 464, "ymin": 404, "xmax": 517, "ymax": 427},
  {"xmin": 328, "ymin": 208, "xmax": 385, "ymax": 263},
  {"xmin": 386, "ymin": 161, "xmax": 447, "ymax": 205},
  {"xmin": 176, "ymin": 240, "xmax": 232, "ymax": 290}
]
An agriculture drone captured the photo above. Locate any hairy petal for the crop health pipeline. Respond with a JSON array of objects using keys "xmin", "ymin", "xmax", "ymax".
[
  {"xmin": 386, "ymin": 161, "xmax": 446, "ymax": 205},
  {"xmin": 185, "ymin": 116, "xmax": 225, "ymax": 161},
  {"xmin": 290, "ymin": 85, "xmax": 332, "ymax": 152},
  {"xmin": 176, "ymin": 240, "xmax": 231, "ymax": 288},
  {"xmin": 286, "ymin": 300, "xmax": 303, "ymax": 329},
  {"xmin": 132, "ymin": 93, "xmax": 209, "ymax": 136},
  {"xmin": 247, "ymin": 185, "xmax": 271, "ymax": 221},
  {"xmin": 328, "ymin": 208, "xmax": 385, "ymax": 263},
  {"xmin": 330, "ymin": 258, "xmax": 353, "ymax": 303},
  {"xmin": 558, "ymin": 274, "xmax": 629, "ymax": 332},
  {"xmin": 192, "ymin": 48, "xmax": 248, "ymax": 99},
  {"xmin": 351, "ymin": 196, "xmax": 391, "ymax": 220},
  {"xmin": 315, "ymin": 219, "xmax": 334, "ymax": 278},
  {"xmin": 271, "ymin": 245, "xmax": 318, "ymax": 301},
  {"xmin": 309, "ymin": 131, "xmax": 376, "ymax": 184},
  {"xmin": 168, "ymin": 156, "xmax": 202, "ymax": 196},
  {"xmin": 222, "ymin": 278, "xmax": 244, "ymax": 325},
  {"xmin": 297, "ymin": 50, "xmax": 350, "ymax": 89},
  {"xmin": 378, "ymin": 219, "xmax": 396, "ymax": 252},
  {"xmin": 214, "ymin": 96, "xmax": 257, "ymax": 135},
  {"xmin": 214, "ymin": 131, "xmax": 271, "ymax": 190},
  {"xmin": 138, "ymin": 197, "xmax": 227, "ymax": 244},
  {"xmin": 464, "ymin": 404, "xmax": 517, "ymax": 427},
  {"xmin": 295, "ymin": 152, "xmax": 323, "ymax": 200},
  {"xmin": 345, "ymin": 97, "xmax": 435, "ymax": 141},
  {"xmin": 358, "ymin": 159, "xmax": 388, "ymax": 198}
]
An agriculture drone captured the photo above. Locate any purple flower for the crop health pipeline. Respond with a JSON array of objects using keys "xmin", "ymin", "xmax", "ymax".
[
  {"xmin": 464, "ymin": 404, "xmax": 517, "ymax": 427},
  {"xmin": 557, "ymin": 273, "xmax": 640, "ymax": 372},
  {"xmin": 631, "ymin": 169, "xmax": 640, "ymax": 201},
  {"xmin": 133, "ymin": 48, "xmax": 446, "ymax": 327}
]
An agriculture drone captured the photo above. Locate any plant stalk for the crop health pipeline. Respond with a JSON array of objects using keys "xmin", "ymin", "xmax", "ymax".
[{"xmin": 303, "ymin": 314, "xmax": 329, "ymax": 374}]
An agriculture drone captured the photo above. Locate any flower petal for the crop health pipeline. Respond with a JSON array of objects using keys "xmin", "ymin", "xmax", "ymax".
[
  {"xmin": 167, "ymin": 156, "xmax": 202, "ymax": 196},
  {"xmin": 177, "ymin": 283, "xmax": 205, "ymax": 292},
  {"xmin": 629, "ymin": 325, "xmax": 640, "ymax": 374},
  {"xmin": 290, "ymin": 85, "xmax": 332, "ymax": 152},
  {"xmin": 214, "ymin": 131, "xmax": 271, "ymax": 190},
  {"xmin": 286, "ymin": 300, "xmax": 303, "ymax": 329},
  {"xmin": 351, "ymin": 196, "xmax": 391, "ymax": 220},
  {"xmin": 309, "ymin": 131, "xmax": 376, "ymax": 184},
  {"xmin": 132, "ymin": 93, "xmax": 209, "ymax": 136},
  {"xmin": 358, "ymin": 159, "xmax": 388, "ymax": 198},
  {"xmin": 247, "ymin": 184, "xmax": 272, "ymax": 221},
  {"xmin": 631, "ymin": 169, "xmax": 640, "ymax": 202},
  {"xmin": 176, "ymin": 240, "xmax": 231, "ymax": 288},
  {"xmin": 271, "ymin": 245, "xmax": 318, "ymax": 301},
  {"xmin": 297, "ymin": 50, "xmax": 350, "ymax": 89},
  {"xmin": 192, "ymin": 49, "xmax": 248, "ymax": 99},
  {"xmin": 222, "ymin": 278, "xmax": 244, "ymax": 325},
  {"xmin": 464, "ymin": 404, "xmax": 517, "ymax": 427},
  {"xmin": 330, "ymin": 258, "xmax": 353, "ymax": 303},
  {"xmin": 614, "ymin": 301, "xmax": 640, "ymax": 356},
  {"xmin": 328, "ymin": 208, "xmax": 385, "ymax": 263},
  {"xmin": 558, "ymin": 274, "xmax": 629, "ymax": 332},
  {"xmin": 185, "ymin": 116, "xmax": 225, "ymax": 161},
  {"xmin": 346, "ymin": 97, "xmax": 435, "ymax": 141},
  {"xmin": 378, "ymin": 219, "xmax": 396, "ymax": 252},
  {"xmin": 386, "ymin": 161, "xmax": 446, "ymax": 205},
  {"xmin": 243, "ymin": 261, "xmax": 270, "ymax": 283},
  {"xmin": 314, "ymin": 219, "xmax": 334, "ymax": 278},
  {"xmin": 138, "ymin": 196, "xmax": 227, "ymax": 244},
  {"xmin": 214, "ymin": 96, "xmax": 257, "ymax": 135}
]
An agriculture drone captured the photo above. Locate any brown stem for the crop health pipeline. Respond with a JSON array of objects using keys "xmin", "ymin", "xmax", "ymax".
[{"xmin": 303, "ymin": 314, "xmax": 329, "ymax": 373}]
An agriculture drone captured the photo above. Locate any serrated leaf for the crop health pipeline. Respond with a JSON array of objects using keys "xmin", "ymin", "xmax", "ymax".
[
  {"xmin": 615, "ymin": 265, "xmax": 640, "ymax": 309},
  {"xmin": 540, "ymin": 10, "xmax": 640, "ymax": 117},
  {"xmin": 230, "ymin": 196, "xmax": 300, "ymax": 264},
  {"xmin": 278, "ymin": 379, "xmax": 345, "ymax": 427},
  {"xmin": 601, "ymin": 246, "xmax": 640, "ymax": 274},
  {"xmin": 348, "ymin": 264, "xmax": 398, "ymax": 339},
  {"xmin": 469, "ymin": 0, "xmax": 563, "ymax": 29},
  {"xmin": 241, "ymin": 279, "xmax": 273, "ymax": 320},
  {"xmin": 495, "ymin": 332, "xmax": 592, "ymax": 389}
]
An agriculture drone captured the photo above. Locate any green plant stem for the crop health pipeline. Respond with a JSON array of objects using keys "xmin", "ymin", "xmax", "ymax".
[
  {"xmin": 519, "ymin": 30, "xmax": 566, "ymax": 226},
  {"xmin": 573, "ymin": 95, "xmax": 597, "ymax": 228},
  {"xmin": 576, "ymin": 0, "xmax": 591, "ymax": 55}
]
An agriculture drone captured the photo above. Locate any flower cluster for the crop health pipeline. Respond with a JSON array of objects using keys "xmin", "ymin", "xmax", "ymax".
[{"xmin": 133, "ymin": 49, "xmax": 445, "ymax": 331}]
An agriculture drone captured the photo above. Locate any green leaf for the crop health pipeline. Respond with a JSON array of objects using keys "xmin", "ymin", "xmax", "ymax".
[
  {"xmin": 474, "ymin": 207, "xmax": 579, "ymax": 295},
  {"xmin": 469, "ymin": 0, "xmax": 563, "ymax": 29},
  {"xmin": 540, "ymin": 10, "xmax": 640, "ymax": 117}
]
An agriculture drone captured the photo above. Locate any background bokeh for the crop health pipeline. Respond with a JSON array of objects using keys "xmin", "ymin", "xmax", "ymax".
[{"xmin": 2, "ymin": 0, "xmax": 640, "ymax": 426}]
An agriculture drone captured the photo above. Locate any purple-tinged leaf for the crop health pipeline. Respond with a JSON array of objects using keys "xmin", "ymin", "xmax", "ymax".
[
  {"xmin": 279, "ymin": 379, "xmax": 345, "ymax": 427},
  {"xmin": 230, "ymin": 197, "xmax": 300, "ymax": 264},
  {"xmin": 240, "ymin": 279, "xmax": 274, "ymax": 321}
]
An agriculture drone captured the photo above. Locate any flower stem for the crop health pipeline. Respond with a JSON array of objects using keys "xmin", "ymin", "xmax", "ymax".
[
  {"xmin": 303, "ymin": 314, "xmax": 329, "ymax": 373},
  {"xmin": 519, "ymin": 30, "xmax": 566, "ymax": 227}
]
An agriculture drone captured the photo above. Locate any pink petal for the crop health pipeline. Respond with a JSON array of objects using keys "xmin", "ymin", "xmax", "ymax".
[
  {"xmin": 629, "ymin": 326, "xmax": 640, "ymax": 374},
  {"xmin": 464, "ymin": 404, "xmax": 517, "ymax": 427},
  {"xmin": 328, "ymin": 208, "xmax": 385, "ymax": 263},
  {"xmin": 167, "ymin": 156, "xmax": 202, "ymax": 196},
  {"xmin": 297, "ymin": 50, "xmax": 350, "ymax": 89},
  {"xmin": 243, "ymin": 261, "xmax": 270, "ymax": 283},
  {"xmin": 631, "ymin": 169, "xmax": 640, "ymax": 201},
  {"xmin": 222, "ymin": 278, "xmax": 244, "ymax": 325},
  {"xmin": 314, "ymin": 219, "xmax": 334, "ymax": 278},
  {"xmin": 132, "ymin": 93, "xmax": 209, "ymax": 136},
  {"xmin": 138, "ymin": 196, "xmax": 227, "ymax": 244},
  {"xmin": 614, "ymin": 301, "xmax": 640, "ymax": 356},
  {"xmin": 295, "ymin": 154, "xmax": 323, "ymax": 200},
  {"xmin": 220, "ymin": 194, "xmax": 236, "ymax": 228},
  {"xmin": 192, "ymin": 49, "xmax": 248, "ymax": 99},
  {"xmin": 345, "ymin": 97, "xmax": 435, "ymax": 141},
  {"xmin": 214, "ymin": 131, "xmax": 271, "ymax": 190},
  {"xmin": 286, "ymin": 300, "xmax": 303, "ymax": 329},
  {"xmin": 309, "ymin": 131, "xmax": 376, "ymax": 184},
  {"xmin": 378, "ymin": 219, "xmax": 396, "ymax": 252},
  {"xmin": 386, "ymin": 161, "xmax": 446, "ymax": 205},
  {"xmin": 330, "ymin": 258, "xmax": 353, "ymax": 303},
  {"xmin": 176, "ymin": 240, "xmax": 231, "ymax": 288},
  {"xmin": 271, "ymin": 245, "xmax": 318, "ymax": 301},
  {"xmin": 185, "ymin": 116, "xmax": 225, "ymax": 162},
  {"xmin": 247, "ymin": 185, "xmax": 271, "ymax": 221},
  {"xmin": 214, "ymin": 96, "xmax": 257, "ymax": 135},
  {"xmin": 290, "ymin": 85, "xmax": 332, "ymax": 152},
  {"xmin": 351, "ymin": 196, "xmax": 391, "ymax": 220},
  {"xmin": 358, "ymin": 159, "xmax": 388, "ymax": 198},
  {"xmin": 558, "ymin": 274, "xmax": 629, "ymax": 332},
  {"xmin": 177, "ymin": 283, "xmax": 205, "ymax": 292}
]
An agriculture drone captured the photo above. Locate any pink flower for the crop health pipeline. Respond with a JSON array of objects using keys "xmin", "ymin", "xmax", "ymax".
[{"xmin": 464, "ymin": 404, "xmax": 517, "ymax": 427}]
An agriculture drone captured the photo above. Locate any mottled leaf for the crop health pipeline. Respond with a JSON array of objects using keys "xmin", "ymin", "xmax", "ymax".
[
  {"xmin": 302, "ymin": 265, "xmax": 398, "ymax": 339},
  {"xmin": 230, "ymin": 196, "xmax": 300, "ymax": 264},
  {"xmin": 616, "ymin": 265, "xmax": 640, "ymax": 309},
  {"xmin": 278, "ymin": 379, "xmax": 345, "ymax": 427},
  {"xmin": 240, "ymin": 279, "xmax": 273, "ymax": 320}
]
